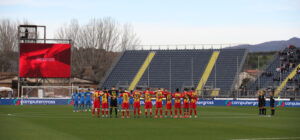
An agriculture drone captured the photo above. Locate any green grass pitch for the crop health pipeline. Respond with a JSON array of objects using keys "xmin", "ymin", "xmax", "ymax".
[{"xmin": 0, "ymin": 105, "xmax": 300, "ymax": 140}]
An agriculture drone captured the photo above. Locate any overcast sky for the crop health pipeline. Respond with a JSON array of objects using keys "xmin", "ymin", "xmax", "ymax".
[{"xmin": 1, "ymin": 0, "xmax": 300, "ymax": 48}]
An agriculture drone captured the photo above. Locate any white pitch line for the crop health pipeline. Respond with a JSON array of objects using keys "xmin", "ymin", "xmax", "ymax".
[{"xmin": 231, "ymin": 137, "xmax": 300, "ymax": 140}]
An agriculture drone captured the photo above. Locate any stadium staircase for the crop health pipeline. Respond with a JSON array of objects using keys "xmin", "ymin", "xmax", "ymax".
[
  {"xmin": 196, "ymin": 51, "xmax": 220, "ymax": 94},
  {"xmin": 128, "ymin": 52, "xmax": 156, "ymax": 91},
  {"xmin": 275, "ymin": 64, "xmax": 300, "ymax": 96}
]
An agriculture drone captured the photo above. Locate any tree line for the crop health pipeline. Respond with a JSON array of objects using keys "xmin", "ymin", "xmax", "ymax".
[{"xmin": 0, "ymin": 18, "xmax": 140, "ymax": 82}]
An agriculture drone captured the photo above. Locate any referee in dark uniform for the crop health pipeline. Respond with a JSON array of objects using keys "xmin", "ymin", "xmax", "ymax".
[
  {"xmin": 109, "ymin": 86, "xmax": 118, "ymax": 118},
  {"xmin": 269, "ymin": 90, "xmax": 275, "ymax": 116},
  {"xmin": 261, "ymin": 90, "xmax": 266, "ymax": 115},
  {"xmin": 258, "ymin": 90, "xmax": 263, "ymax": 115}
]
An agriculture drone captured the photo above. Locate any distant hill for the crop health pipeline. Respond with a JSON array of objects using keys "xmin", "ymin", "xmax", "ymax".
[{"xmin": 228, "ymin": 37, "xmax": 300, "ymax": 52}]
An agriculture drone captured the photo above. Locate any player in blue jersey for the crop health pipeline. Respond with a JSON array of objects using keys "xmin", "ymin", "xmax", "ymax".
[
  {"xmin": 117, "ymin": 89, "xmax": 123, "ymax": 112},
  {"xmin": 72, "ymin": 92, "xmax": 79, "ymax": 112},
  {"xmin": 129, "ymin": 90, "xmax": 134, "ymax": 111},
  {"xmin": 85, "ymin": 90, "xmax": 93, "ymax": 112},
  {"xmin": 79, "ymin": 91, "xmax": 86, "ymax": 112}
]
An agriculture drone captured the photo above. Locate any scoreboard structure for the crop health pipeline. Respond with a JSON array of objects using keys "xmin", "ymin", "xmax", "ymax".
[{"xmin": 17, "ymin": 25, "xmax": 72, "ymax": 98}]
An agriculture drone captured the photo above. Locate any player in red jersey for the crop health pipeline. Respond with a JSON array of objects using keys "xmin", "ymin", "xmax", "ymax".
[
  {"xmin": 132, "ymin": 87, "xmax": 142, "ymax": 118},
  {"xmin": 182, "ymin": 88, "xmax": 191, "ymax": 118},
  {"xmin": 164, "ymin": 89, "xmax": 173, "ymax": 118},
  {"xmin": 119, "ymin": 89, "xmax": 131, "ymax": 118},
  {"xmin": 173, "ymin": 88, "xmax": 183, "ymax": 118},
  {"xmin": 189, "ymin": 88, "xmax": 197, "ymax": 118},
  {"xmin": 155, "ymin": 88, "xmax": 164, "ymax": 118},
  {"xmin": 92, "ymin": 89, "xmax": 101, "ymax": 117},
  {"xmin": 143, "ymin": 88, "xmax": 154, "ymax": 118},
  {"xmin": 100, "ymin": 90, "xmax": 109, "ymax": 118}
]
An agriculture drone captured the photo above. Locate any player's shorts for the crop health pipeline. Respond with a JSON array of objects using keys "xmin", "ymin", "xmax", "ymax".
[
  {"xmin": 190, "ymin": 102, "xmax": 196, "ymax": 109},
  {"xmin": 156, "ymin": 101, "xmax": 162, "ymax": 108},
  {"xmin": 80, "ymin": 100, "xmax": 85, "ymax": 105},
  {"xmin": 258, "ymin": 101, "xmax": 262, "ymax": 107},
  {"xmin": 129, "ymin": 99, "xmax": 134, "ymax": 104},
  {"xmin": 117, "ymin": 99, "xmax": 122, "ymax": 105},
  {"xmin": 86, "ymin": 100, "xmax": 91, "ymax": 105},
  {"xmin": 174, "ymin": 102, "xmax": 181, "ymax": 108},
  {"xmin": 110, "ymin": 100, "xmax": 118, "ymax": 107},
  {"xmin": 102, "ymin": 102, "xmax": 108, "ymax": 109},
  {"xmin": 262, "ymin": 101, "xmax": 266, "ymax": 106},
  {"xmin": 122, "ymin": 102, "xmax": 129, "ymax": 109},
  {"xmin": 145, "ymin": 101, "xmax": 152, "ymax": 109},
  {"xmin": 134, "ymin": 102, "xmax": 140, "ymax": 108},
  {"xmin": 166, "ymin": 102, "xmax": 172, "ymax": 109},
  {"xmin": 73, "ymin": 100, "xmax": 79, "ymax": 105},
  {"xmin": 93, "ymin": 100, "xmax": 100, "ymax": 108},
  {"xmin": 183, "ymin": 102, "xmax": 189, "ymax": 108},
  {"xmin": 270, "ymin": 100, "xmax": 274, "ymax": 107}
]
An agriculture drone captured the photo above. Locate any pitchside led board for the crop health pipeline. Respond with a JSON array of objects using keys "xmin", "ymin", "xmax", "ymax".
[{"xmin": 19, "ymin": 43, "xmax": 71, "ymax": 78}]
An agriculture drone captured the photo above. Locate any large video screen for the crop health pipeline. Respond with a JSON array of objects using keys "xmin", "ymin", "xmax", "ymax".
[{"xmin": 19, "ymin": 43, "xmax": 71, "ymax": 78}]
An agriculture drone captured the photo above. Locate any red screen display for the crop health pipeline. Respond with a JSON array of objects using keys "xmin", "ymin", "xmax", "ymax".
[{"xmin": 19, "ymin": 43, "xmax": 71, "ymax": 78}]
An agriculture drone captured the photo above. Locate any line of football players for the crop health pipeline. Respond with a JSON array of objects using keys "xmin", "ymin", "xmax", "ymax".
[{"xmin": 88, "ymin": 86, "xmax": 198, "ymax": 118}]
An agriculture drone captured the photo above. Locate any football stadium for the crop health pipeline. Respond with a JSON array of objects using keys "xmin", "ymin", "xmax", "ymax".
[{"xmin": 1, "ymin": 1, "xmax": 300, "ymax": 140}]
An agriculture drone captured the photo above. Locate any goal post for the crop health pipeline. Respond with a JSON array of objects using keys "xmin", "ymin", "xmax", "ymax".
[{"xmin": 21, "ymin": 86, "xmax": 79, "ymax": 105}]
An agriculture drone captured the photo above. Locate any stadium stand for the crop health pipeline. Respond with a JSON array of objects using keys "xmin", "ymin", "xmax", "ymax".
[
  {"xmin": 249, "ymin": 45, "xmax": 300, "ymax": 97},
  {"xmin": 100, "ymin": 49, "xmax": 247, "ymax": 94}
]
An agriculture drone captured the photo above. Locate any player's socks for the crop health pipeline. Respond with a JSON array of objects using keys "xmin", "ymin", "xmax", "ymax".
[
  {"xmin": 114, "ymin": 108, "xmax": 118, "ymax": 117},
  {"xmin": 259, "ymin": 109, "xmax": 262, "ymax": 115},
  {"xmin": 155, "ymin": 109, "xmax": 158, "ymax": 116},
  {"xmin": 150, "ymin": 111, "xmax": 152, "ymax": 117},
  {"xmin": 110, "ymin": 107, "xmax": 113, "ymax": 117},
  {"xmin": 145, "ymin": 111, "xmax": 148, "ymax": 117},
  {"xmin": 102, "ymin": 110, "xmax": 104, "ymax": 115},
  {"xmin": 175, "ymin": 109, "xmax": 178, "ymax": 116},
  {"xmin": 134, "ymin": 108, "xmax": 136, "ymax": 116},
  {"xmin": 264, "ymin": 109, "xmax": 267, "ymax": 115},
  {"xmin": 138, "ymin": 108, "xmax": 140, "ymax": 116},
  {"xmin": 165, "ymin": 111, "xmax": 168, "ymax": 116},
  {"xmin": 93, "ymin": 108, "xmax": 95, "ymax": 115},
  {"xmin": 179, "ymin": 109, "xmax": 182, "ymax": 115},
  {"xmin": 170, "ymin": 110, "xmax": 173, "ymax": 116},
  {"xmin": 194, "ymin": 109, "xmax": 197, "ymax": 115},
  {"xmin": 160, "ymin": 109, "xmax": 162, "ymax": 116},
  {"xmin": 271, "ymin": 109, "xmax": 275, "ymax": 115},
  {"xmin": 106, "ymin": 110, "xmax": 109, "ymax": 116},
  {"xmin": 97, "ymin": 109, "xmax": 100, "ymax": 117},
  {"xmin": 127, "ymin": 110, "xmax": 129, "ymax": 118},
  {"xmin": 122, "ymin": 110, "xmax": 125, "ymax": 118}
]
